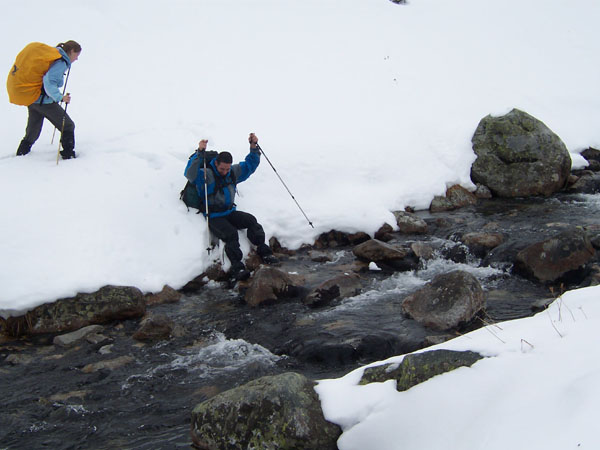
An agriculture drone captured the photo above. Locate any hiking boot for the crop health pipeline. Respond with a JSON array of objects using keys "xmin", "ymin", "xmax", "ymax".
[
  {"xmin": 261, "ymin": 254, "xmax": 279, "ymax": 265},
  {"xmin": 16, "ymin": 140, "xmax": 32, "ymax": 156},
  {"xmin": 60, "ymin": 150, "xmax": 77, "ymax": 160},
  {"xmin": 230, "ymin": 263, "xmax": 251, "ymax": 281},
  {"xmin": 257, "ymin": 244, "xmax": 278, "ymax": 265}
]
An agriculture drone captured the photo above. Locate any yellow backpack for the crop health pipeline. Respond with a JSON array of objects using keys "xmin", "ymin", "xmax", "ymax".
[{"xmin": 6, "ymin": 42, "xmax": 62, "ymax": 106}]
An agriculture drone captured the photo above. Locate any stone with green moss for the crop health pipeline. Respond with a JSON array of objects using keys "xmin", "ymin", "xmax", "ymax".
[
  {"xmin": 191, "ymin": 372, "xmax": 341, "ymax": 449},
  {"xmin": 360, "ymin": 349, "xmax": 484, "ymax": 391}
]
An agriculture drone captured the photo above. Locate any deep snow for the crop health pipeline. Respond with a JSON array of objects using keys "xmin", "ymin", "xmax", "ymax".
[{"xmin": 2, "ymin": 0, "xmax": 598, "ymax": 316}]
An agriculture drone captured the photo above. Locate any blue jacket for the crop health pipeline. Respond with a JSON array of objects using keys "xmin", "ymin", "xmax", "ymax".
[
  {"xmin": 35, "ymin": 47, "xmax": 72, "ymax": 104},
  {"xmin": 184, "ymin": 148, "xmax": 261, "ymax": 218}
]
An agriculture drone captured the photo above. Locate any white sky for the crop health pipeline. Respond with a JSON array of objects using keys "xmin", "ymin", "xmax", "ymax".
[{"xmin": 1, "ymin": 2, "xmax": 599, "ymax": 447}]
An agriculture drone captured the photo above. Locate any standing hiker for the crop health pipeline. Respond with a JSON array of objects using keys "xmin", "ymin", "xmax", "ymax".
[
  {"xmin": 8, "ymin": 40, "xmax": 81, "ymax": 159},
  {"xmin": 184, "ymin": 133, "xmax": 278, "ymax": 281}
]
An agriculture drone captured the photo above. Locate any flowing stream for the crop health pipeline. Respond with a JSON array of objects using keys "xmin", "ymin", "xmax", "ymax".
[{"xmin": 1, "ymin": 193, "xmax": 599, "ymax": 449}]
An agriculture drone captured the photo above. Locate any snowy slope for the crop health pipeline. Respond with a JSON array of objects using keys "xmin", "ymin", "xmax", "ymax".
[{"xmin": 1, "ymin": 0, "xmax": 599, "ymax": 315}]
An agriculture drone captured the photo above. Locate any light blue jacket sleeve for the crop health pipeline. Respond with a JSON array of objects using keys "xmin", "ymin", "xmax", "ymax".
[{"xmin": 42, "ymin": 59, "xmax": 69, "ymax": 103}]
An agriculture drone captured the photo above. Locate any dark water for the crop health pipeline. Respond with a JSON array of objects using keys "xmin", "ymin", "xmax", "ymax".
[{"xmin": 1, "ymin": 193, "xmax": 599, "ymax": 449}]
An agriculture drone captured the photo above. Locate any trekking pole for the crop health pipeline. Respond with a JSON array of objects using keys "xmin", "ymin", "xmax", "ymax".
[
  {"xmin": 202, "ymin": 151, "xmax": 212, "ymax": 253},
  {"xmin": 51, "ymin": 67, "xmax": 71, "ymax": 145},
  {"xmin": 55, "ymin": 100, "xmax": 69, "ymax": 165},
  {"xmin": 255, "ymin": 144, "xmax": 314, "ymax": 228},
  {"xmin": 55, "ymin": 99, "xmax": 69, "ymax": 166}
]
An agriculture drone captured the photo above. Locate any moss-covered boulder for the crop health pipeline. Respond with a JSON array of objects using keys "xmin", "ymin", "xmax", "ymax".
[
  {"xmin": 360, "ymin": 349, "xmax": 484, "ymax": 391},
  {"xmin": 191, "ymin": 372, "xmax": 341, "ymax": 449},
  {"xmin": 2, "ymin": 285, "xmax": 145, "ymax": 337},
  {"xmin": 471, "ymin": 108, "xmax": 571, "ymax": 197}
]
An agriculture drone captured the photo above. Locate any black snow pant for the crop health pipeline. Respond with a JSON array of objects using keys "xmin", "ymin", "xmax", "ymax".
[
  {"xmin": 208, "ymin": 211, "xmax": 272, "ymax": 267},
  {"xmin": 17, "ymin": 102, "xmax": 75, "ymax": 155}
]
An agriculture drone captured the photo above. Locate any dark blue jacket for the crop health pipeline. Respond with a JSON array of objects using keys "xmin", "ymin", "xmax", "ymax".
[{"xmin": 184, "ymin": 147, "xmax": 260, "ymax": 218}]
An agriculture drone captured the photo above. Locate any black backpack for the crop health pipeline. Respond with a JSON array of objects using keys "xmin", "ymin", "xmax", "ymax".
[{"xmin": 180, "ymin": 150, "xmax": 236, "ymax": 213}]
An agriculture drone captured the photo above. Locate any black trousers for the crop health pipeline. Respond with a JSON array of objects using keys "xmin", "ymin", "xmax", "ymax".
[
  {"xmin": 24, "ymin": 102, "xmax": 75, "ymax": 151},
  {"xmin": 208, "ymin": 211, "xmax": 271, "ymax": 266}
]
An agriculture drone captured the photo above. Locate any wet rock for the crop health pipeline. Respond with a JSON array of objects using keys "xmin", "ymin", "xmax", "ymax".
[
  {"xmin": 474, "ymin": 183, "xmax": 493, "ymax": 199},
  {"xmin": 285, "ymin": 331, "xmax": 424, "ymax": 368},
  {"xmin": 304, "ymin": 274, "xmax": 362, "ymax": 307},
  {"xmin": 348, "ymin": 231, "xmax": 371, "ymax": 245},
  {"xmin": 190, "ymin": 372, "xmax": 341, "ymax": 450},
  {"xmin": 374, "ymin": 223, "xmax": 394, "ymax": 242},
  {"xmin": 460, "ymin": 232, "xmax": 505, "ymax": 258},
  {"xmin": 86, "ymin": 333, "xmax": 109, "ymax": 345},
  {"xmin": 2, "ymin": 286, "xmax": 146, "ymax": 337},
  {"xmin": 514, "ymin": 227, "xmax": 595, "ymax": 284},
  {"xmin": 581, "ymin": 147, "xmax": 600, "ymax": 165},
  {"xmin": 583, "ymin": 225, "xmax": 600, "ymax": 249},
  {"xmin": 393, "ymin": 211, "xmax": 428, "ymax": 234},
  {"xmin": 359, "ymin": 349, "xmax": 483, "ymax": 391},
  {"xmin": 581, "ymin": 263, "xmax": 600, "ymax": 287},
  {"xmin": 81, "ymin": 355, "xmax": 134, "ymax": 374},
  {"xmin": 145, "ymin": 285, "xmax": 181, "ymax": 306},
  {"xmin": 308, "ymin": 251, "xmax": 332, "ymax": 263},
  {"xmin": 587, "ymin": 160, "xmax": 600, "ymax": 171},
  {"xmin": 133, "ymin": 314, "xmax": 174, "ymax": 342},
  {"xmin": 430, "ymin": 185, "xmax": 477, "ymax": 212},
  {"xmin": 411, "ymin": 242, "xmax": 435, "ymax": 260},
  {"xmin": 5, "ymin": 353, "xmax": 33, "ymax": 365},
  {"xmin": 446, "ymin": 185, "xmax": 478, "ymax": 208},
  {"xmin": 440, "ymin": 242, "xmax": 470, "ymax": 264},
  {"xmin": 244, "ymin": 267, "xmax": 303, "ymax": 307},
  {"xmin": 470, "ymin": 108, "xmax": 571, "ymax": 197},
  {"xmin": 567, "ymin": 172, "xmax": 600, "ymax": 194},
  {"xmin": 402, "ymin": 270, "xmax": 485, "ymax": 331},
  {"xmin": 181, "ymin": 264, "xmax": 229, "ymax": 293},
  {"xmin": 352, "ymin": 239, "xmax": 419, "ymax": 271},
  {"xmin": 482, "ymin": 239, "xmax": 529, "ymax": 269},
  {"xmin": 99, "ymin": 344, "xmax": 114, "ymax": 355},
  {"xmin": 53, "ymin": 325, "xmax": 105, "ymax": 348},
  {"xmin": 269, "ymin": 236, "xmax": 287, "ymax": 254},
  {"xmin": 314, "ymin": 229, "xmax": 351, "ymax": 248}
]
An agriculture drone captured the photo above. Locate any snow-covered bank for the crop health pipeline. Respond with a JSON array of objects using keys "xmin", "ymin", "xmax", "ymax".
[
  {"xmin": 316, "ymin": 286, "xmax": 600, "ymax": 449},
  {"xmin": 1, "ymin": 0, "xmax": 599, "ymax": 315}
]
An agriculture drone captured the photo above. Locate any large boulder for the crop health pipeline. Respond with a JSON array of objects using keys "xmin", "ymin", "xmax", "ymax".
[
  {"xmin": 402, "ymin": 271, "xmax": 485, "ymax": 331},
  {"xmin": 190, "ymin": 372, "xmax": 341, "ymax": 450},
  {"xmin": 471, "ymin": 108, "xmax": 571, "ymax": 197},
  {"xmin": 514, "ymin": 227, "xmax": 596, "ymax": 283},
  {"xmin": 2, "ymin": 285, "xmax": 146, "ymax": 337},
  {"xmin": 352, "ymin": 239, "xmax": 419, "ymax": 271}
]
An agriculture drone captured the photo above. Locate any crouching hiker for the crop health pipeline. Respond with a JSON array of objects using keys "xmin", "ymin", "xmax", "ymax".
[{"xmin": 184, "ymin": 133, "xmax": 278, "ymax": 281}]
